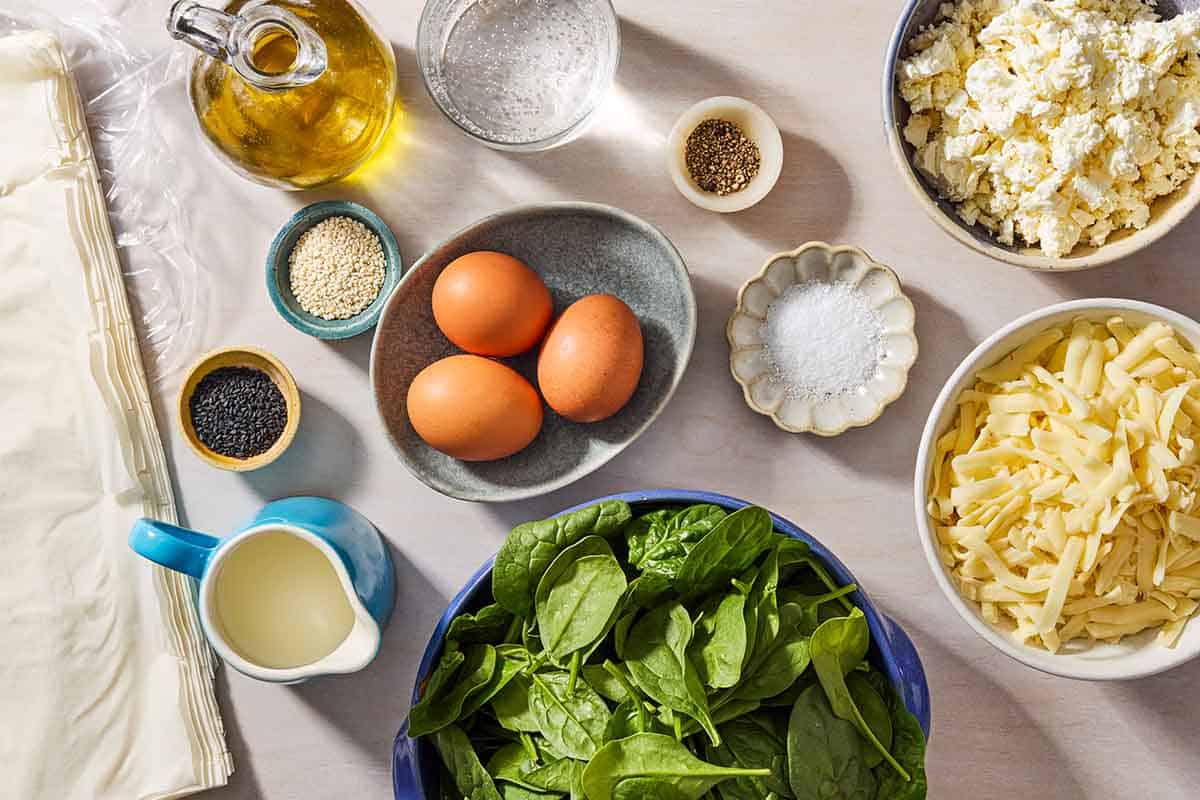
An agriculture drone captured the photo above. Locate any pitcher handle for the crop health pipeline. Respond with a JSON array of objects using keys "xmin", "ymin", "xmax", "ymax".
[{"xmin": 129, "ymin": 518, "xmax": 220, "ymax": 579}]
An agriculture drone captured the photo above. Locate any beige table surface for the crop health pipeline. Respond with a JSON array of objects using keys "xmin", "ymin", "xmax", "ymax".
[{"xmin": 24, "ymin": 0, "xmax": 1200, "ymax": 797}]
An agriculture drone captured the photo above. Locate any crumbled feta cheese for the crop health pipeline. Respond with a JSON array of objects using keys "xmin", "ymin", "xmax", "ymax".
[{"xmin": 898, "ymin": 0, "xmax": 1200, "ymax": 258}]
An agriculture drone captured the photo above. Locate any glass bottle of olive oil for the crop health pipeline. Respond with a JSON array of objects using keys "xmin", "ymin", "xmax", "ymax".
[{"xmin": 168, "ymin": 0, "xmax": 396, "ymax": 189}]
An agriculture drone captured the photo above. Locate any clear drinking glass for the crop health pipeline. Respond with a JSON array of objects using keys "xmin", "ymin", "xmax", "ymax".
[{"xmin": 417, "ymin": 0, "xmax": 621, "ymax": 152}]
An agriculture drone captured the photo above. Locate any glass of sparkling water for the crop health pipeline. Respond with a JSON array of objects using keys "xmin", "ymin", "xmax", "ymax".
[{"xmin": 417, "ymin": 0, "xmax": 621, "ymax": 151}]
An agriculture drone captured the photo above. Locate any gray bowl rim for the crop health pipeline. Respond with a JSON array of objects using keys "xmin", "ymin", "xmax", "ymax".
[
  {"xmin": 881, "ymin": 0, "xmax": 1200, "ymax": 271},
  {"xmin": 368, "ymin": 200, "xmax": 698, "ymax": 502}
]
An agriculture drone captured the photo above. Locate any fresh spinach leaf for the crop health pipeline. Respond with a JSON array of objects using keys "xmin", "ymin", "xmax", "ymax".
[
  {"xmin": 873, "ymin": 688, "xmax": 927, "ymax": 800},
  {"xmin": 438, "ymin": 764, "xmax": 464, "ymax": 800},
  {"xmin": 460, "ymin": 654, "xmax": 524, "ymax": 722},
  {"xmin": 415, "ymin": 649, "xmax": 465, "ymax": 710},
  {"xmin": 611, "ymin": 778, "xmax": 691, "ymax": 800},
  {"xmin": 624, "ymin": 510, "xmax": 672, "ymax": 567},
  {"xmin": 535, "ymin": 537, "xmax": 627, "ymax": 665},
  {"xmin": 613, "ymin": 573, "xmax": 672, "ymax": 658},
  {"xmin": 846, "ymin": 672, "xmax": 891, "ymax": 769},
  {"xmin": 605, "ymin": 697, "xmax": 666, "ymax": 742},
  {"xmin": 675, "ymin": 695, "xmax": 768, "ymax": 740},
  {"xmin": 448, "ymin": 603, "xmax": 517, "ymax": 648},
  {"xmin": 624, "ymin": 602, "xmax": 720, "ymax": 745},
  {"xmin": 529, "ymin": 671, "xmax": 610, "ymax": 760},
  {"xmin": 523, "ymin": 758, "xmax": 581, "ymax": 793},
  {"xmin": 432, "ymin": 724, "xmax": 504, "ymax": 800},
  {"xmin": 690, "ymin": 590, "xmax": 748, "ymax": 690},
  {"xmin": 676, "ymin": 506, "xmax": 774, "ymax": 598},
  {"xmin": 624, "ymin": 572, "xmax": 673, "ymax": 610},
  {"xmin": 779, "ymin": 548, "xmax": 854, "ymax": 616},
  {"xmin": 626, "ymin": 505, "xmax": 727, "ymax": 580},
  {"xmin": 743, "ymin": 546, "xmax": 781, "ymax": 671},
  {"xmin": 581, "ymin": 733, "xmax": 770, "ymax": 800},
  {"xmin": 758, "ymin": 674, "xmax": 816, "ymax": 708},
  {"xmin": 707, "ymin": 712, "xmax": 793, "ymax": 799},
  {"xmin": 613, "ymin": 610, "xmax": 637, "ymax": 660},
  {"xmin": 410, "ymin": 644, "xmax": 498, "ymax": 737},
  {"xmin": 492, "ymin": 674, "xmax": 540, "ymax": 732},
  {"xmin": 732, "ymin": 603, "xmax": 811, "ymax": 702},
  {"xmin": 500, "ymin": 786, "xmax": 559, "ymax": 800},
  {"xmin": 494, "ymin": 501, "xmax": 632, "ymax": 617},
  {"xmin": 810, "ymin": 610, "xmax": 909, "ymax": 781},
  {"xmin": 486, "ymin": 742, "xmax": 541, "ymax": 790},
  {"xmin": 786, "ymin": 686, "xmax": 875, "ymax": 800},
  {"xmin": 582, "ymin": 663, "xmax": 631, "ymax": 704}
]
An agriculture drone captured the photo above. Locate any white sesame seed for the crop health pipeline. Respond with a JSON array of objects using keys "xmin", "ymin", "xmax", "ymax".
[{"xmin": 287, "ymin": 216, "xmax": 387, "ymax": 321}]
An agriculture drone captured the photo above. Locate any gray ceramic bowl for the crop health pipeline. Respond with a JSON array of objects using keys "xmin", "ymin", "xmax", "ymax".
[
  {"xmin": 884, "ymin": 0, "xmax": 1200, "ymax": 270},
  {"xmin": 369, "ymin": 203, "xmax": 696, "ymax": 502}
]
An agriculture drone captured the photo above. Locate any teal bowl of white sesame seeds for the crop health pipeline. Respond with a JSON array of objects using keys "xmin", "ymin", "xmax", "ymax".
[{"xmin": 267, "ymin": 200, "xmax": 404, "ymax": 340}]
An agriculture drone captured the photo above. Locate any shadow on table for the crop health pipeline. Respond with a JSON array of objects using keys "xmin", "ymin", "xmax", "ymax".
[
  {"xmin": 1034, "ymin": 214, "xmax": 1200, "ymax": 316},
  {"xmin": 496, "ymin": 20, "xmax": 853, "ymax": 247},
  {"xmin": 240, "ymin": 392, "xmax": 365, "ymax": 501},
  {"xmin": 291, "ymin": 541, "xmax": 448, "ymax": 767},
  {"xmin": 731, "ymin": 130, "xmax": 854, "ymax": 252},
  {"xmin": 885, "ymin": 610, "xmax": 1090, "ymax": 800},
  {"xmin": 209, "ymin": 669, "xmax": 265, "ymax": 799},
  {"xmin": 803, "ymin": 285, "xmax": 968, "ymax": 487},
  {"xmin": 322, "ymin": 332, "xmax": 375, "ymax": 375},
  {"xmin": 1110, "ymin": 659, "xmax": 1200, "ymax": 792}
]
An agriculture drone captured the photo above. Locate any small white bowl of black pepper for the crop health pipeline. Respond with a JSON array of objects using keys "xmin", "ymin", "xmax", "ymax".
[{"xmin": 667, "ymin": 96, "xmax": 783, "ymax": 213}]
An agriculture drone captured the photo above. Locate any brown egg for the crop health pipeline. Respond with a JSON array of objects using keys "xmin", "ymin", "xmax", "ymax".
[
  {"xmin": 431, "ymin": 251, "xmax": 553, "ymax": 357},
  {"xmin": 407, "ymin": 355, "xmax": 543, "ymax": 461},
  {"xmin": 537, "ymin": 294, "xmax": 644, "ymax": 423}
]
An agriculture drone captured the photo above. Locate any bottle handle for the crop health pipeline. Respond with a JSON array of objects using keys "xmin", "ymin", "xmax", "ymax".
[
  {"xmin": 167, "ymin": 0, "xmax": 326, "ymax": 90},
  {"xmin": 129, "ymin": 518, "xmax": 220, "ymax": 580}
]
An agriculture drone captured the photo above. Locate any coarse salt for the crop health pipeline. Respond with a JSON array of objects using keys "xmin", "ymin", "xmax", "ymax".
[{"xmin": 759, "ymin": 281, "xmax": 884, "ymax": 399}]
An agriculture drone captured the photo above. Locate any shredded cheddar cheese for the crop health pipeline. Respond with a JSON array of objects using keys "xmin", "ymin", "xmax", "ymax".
[{"xmin": 929, "ymin": 316, "xmax": 1200, "ymax": 652}]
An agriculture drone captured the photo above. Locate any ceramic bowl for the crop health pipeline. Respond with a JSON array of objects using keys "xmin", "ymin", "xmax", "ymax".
[
  {"xmin": 370, "ymin": 202, "xmax": 696, "ymax": 502},
  {"xmin": 884, "ymin": 0, "xmax": 1200, "ymax": 270},
  {"xmin": 177, "ymin": 346, "xmax": 301, "ymax": 472},
  {"xmin": 727, "ymin": 242, "xmax": 918, "ymax": 436},
  {"xmin": 915, "ymin": 298, "xmax": 1200, "ymax": 679},
  {"xmin": 267, "ymin": 201, "xmax": 404, "ymax": 339},
  {"xmin": 391, "ymin": 489, "xmax": 932, "ymax": 799},
  {"xmin": 666, "ymin": 96, "xmax": 784, "ymax": 213}
]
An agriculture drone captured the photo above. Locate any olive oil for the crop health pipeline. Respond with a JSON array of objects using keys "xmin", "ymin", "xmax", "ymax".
[
  {"xmin": 187, "ymin": 0, "xmax": 396, "ymax": 188},
  {"xmin": 213, "ymin": 529, "xmax": 355, "ymax": 669}
]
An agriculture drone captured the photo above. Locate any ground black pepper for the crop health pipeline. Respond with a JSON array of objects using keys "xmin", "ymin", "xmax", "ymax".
[
  {"xmin": 189, "ymin": 366, "xmax": 288, "ymax": 459},
  {"xmin": 684, "ymin": 117, "xmax": 762, "ymax": 196}
]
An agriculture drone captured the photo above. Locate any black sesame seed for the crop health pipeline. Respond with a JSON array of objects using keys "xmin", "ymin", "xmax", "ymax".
[{"xmin": 189, "ymin": 366, "xmax": 288, "ymax": 459}]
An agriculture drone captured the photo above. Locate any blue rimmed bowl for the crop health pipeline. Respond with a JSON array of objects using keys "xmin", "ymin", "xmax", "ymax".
[
  {"xmin": 267, "ymin": 201, "xmax": 404, "ymax": 339},
  {"xmin": 392, "ymin": 488, "xmax": 931, "ymax": 798}
]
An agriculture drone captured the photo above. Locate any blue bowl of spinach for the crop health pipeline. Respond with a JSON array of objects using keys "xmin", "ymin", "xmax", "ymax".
[{"xmin": 394, "ymin": 489, "xmax": 931, "ymax": 799}]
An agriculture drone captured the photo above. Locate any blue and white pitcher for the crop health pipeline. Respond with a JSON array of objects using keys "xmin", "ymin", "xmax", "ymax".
[{"xmin": 130, "ymin": 497, "xmax": 394, "ymax": 683}]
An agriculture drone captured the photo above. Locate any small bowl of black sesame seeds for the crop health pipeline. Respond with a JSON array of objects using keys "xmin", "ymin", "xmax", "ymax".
[
  {"xmin": 267, "ymin": 200, "xmax": 404, "ymax": 340},
  {"xmin": 666, "ymin": 96, "xmax": 784, "ymax": 213},
  {"xmin": 178, "ymin": 346, "xmax": 301, "ymax": 472}
]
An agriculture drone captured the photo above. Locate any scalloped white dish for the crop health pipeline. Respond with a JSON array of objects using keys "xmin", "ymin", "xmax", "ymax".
[{"xmin": 727, "ymin": 242, "xmax": 918, "ymax": 435}]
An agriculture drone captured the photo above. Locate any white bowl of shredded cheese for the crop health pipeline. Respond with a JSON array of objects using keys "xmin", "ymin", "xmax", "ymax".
[
  {"xmin": 916, "ymin": 298, "xmax": 1200, "ymax": 679},
  {"xmin": 885, "ymin": 0, "xmax": 1200, "ymax": 269}
]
